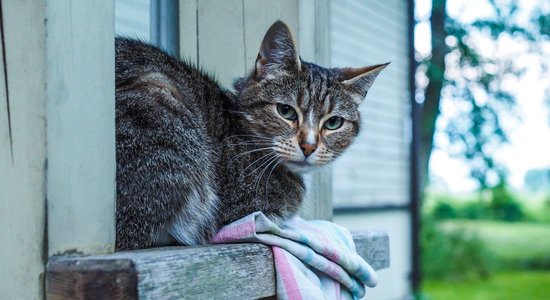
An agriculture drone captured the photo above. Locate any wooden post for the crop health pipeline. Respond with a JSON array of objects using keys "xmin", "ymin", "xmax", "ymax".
[
  {"xmin": 0, "ymin": 1, "xmax": 48, "ymax": 298},
  {"xmin": 0, "ymin": 1, "xmax": 115, "ymax": 298},
  {"xmin": 45, "ymin": 0, "xmax": 116, "ymax": 256}
]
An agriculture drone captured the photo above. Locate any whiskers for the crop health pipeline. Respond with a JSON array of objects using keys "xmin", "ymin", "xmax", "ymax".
[{"xmin": 227, "ymin": 138, "xmax": 287, "ymax": 201}]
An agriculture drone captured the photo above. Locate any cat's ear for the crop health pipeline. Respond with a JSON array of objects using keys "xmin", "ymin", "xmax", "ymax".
[
  {"xmin": 340, "ymin": 62, "xmax": 390, "ymax": 103},
  {"xmin": 253, "ymin": 21, "xmax": 301, "ymax": 80}
]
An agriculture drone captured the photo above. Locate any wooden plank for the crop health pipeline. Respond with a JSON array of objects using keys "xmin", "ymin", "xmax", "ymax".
[
  {"xmin": 115, "ymin": 0, "xmax": 151, "ymax": 40},
  {"xmin": 0, "ymin": 1, "xmax": 47, "ymax": 299},
  {"xmin": 242, "ymin": 0, "xmax": 299, "ymax": 72},
  {"xmin": 46, "ymin": 259, "xmax": 137, "ymax": 300},
  {"xmin": 46, "ymin": 231, "xmax": 389, "ymax": 299},
  {"xmin": 179, "ymin": 0, "xmax": 198, "ymax": 62},
  {"xmin": 196, "ymin": 0, "xmax": 245, "ymax": 88},
  {"xmin": 122, "ymin": 244, "xmax": 276, "ymax": 299},
  {"xmin": 1, "ymin": 1, "xmax": 115, "ymax": 298},
  {"xmin": 45, "ymin": 0, "xmax": 116, "ymax": 256},
  {"xmin": 0, "ymin": 0, "xmax": 10, "ymax": 165}
]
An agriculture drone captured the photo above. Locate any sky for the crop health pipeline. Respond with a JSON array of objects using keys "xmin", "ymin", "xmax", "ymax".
[{"xmin": 415, "ymin": 0, "xmax": 550, "ymax": 192}]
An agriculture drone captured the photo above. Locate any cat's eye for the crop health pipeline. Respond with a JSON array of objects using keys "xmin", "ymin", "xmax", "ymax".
[
  {"xmin": 276, "ymin": 104, "xmax": 298, "ymax": 121},
  {"xmin": 324, "ymin": 116, "xmax": 344, "ymax": 130}
]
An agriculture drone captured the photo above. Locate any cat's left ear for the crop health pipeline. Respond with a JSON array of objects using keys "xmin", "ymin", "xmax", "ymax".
[
  {"xmin": 340, "ymin": 62, "xmax": 390, "ymax": 103},
  {"xmin": 253, "ymin": 21, "xmax": 301, "ymax": 81}
]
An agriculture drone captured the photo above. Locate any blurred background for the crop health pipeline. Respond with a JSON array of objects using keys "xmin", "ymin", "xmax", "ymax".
[
  {"xmin": 115, "ymin": 0, "xmax": 550, "ymax": 299},
  {"xmin": 415, "ymin": 0, "xmax": 550, "ymax": 299}
]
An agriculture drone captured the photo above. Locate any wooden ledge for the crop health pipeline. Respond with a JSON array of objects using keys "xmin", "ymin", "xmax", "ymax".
[{"xmin": 46, "ymin": 230, "xmax": 389, "ymax": 299}]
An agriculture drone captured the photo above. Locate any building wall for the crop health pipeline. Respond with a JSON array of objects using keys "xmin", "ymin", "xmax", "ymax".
[
  {"xmin": 115, "ymin": 0, "xmax": 151, "ymax": 41},
  {"xmin": 331, "ymin": 0, "xmax": 411, "ymax": 207},
  {"xmin": 330, "ymin": 1, "xmax": 413, "ymax": 299}
]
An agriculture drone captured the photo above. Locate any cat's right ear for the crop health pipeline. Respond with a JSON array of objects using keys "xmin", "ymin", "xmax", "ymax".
[
  {"xmin": 253, "ymin": 21, "xmax": 301, "ymax": 81},
  {"xmin": 340, "ymin": 62, "xmax": 390, "ymax": 104}
]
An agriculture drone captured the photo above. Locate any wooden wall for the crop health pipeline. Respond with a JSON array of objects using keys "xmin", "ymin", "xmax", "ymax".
[
  {"xmin": 0, "ymin": 1, "xmax": 116, "ymax": 298},
  {"xmin": 116, "ymin": 0, "xmax": 151, "ymax": 40},
  {"xmin": 0, "ymin": 1, "xmax": 48, "ymax": 298}
]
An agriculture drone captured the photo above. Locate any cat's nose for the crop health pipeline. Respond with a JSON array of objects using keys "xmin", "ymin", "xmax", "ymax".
[{"xmin": 300, "ymin": 143, "xmax": 317, "ymax": 158}]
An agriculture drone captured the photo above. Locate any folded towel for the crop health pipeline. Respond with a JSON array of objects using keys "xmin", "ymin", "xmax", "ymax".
[{"xmin": 211, "ymin": 212, "xmax": 378, "ymax": 299}]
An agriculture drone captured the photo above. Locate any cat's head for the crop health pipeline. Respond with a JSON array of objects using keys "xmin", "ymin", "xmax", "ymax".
[{"xmin": 234, "ymin": 21, "xmax": 388, "ymax": 173}]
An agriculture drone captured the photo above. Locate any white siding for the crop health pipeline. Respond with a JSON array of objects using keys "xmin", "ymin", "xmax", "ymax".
[
  {"xmin": 331, "ymin": 0, "xmax": 411, "ymax": 207},
  {"xmin": 115, "ymin": 0, "xmax": 150, "ymax": 41},
  {"xmin": 331, "ymin": 1, "xmax": 413, "ymax": 299}
]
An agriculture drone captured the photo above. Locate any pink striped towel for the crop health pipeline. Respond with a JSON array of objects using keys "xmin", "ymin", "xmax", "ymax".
[{"xmin": 211, "ymin": 212, "xmax": 378, "ymax": 299}]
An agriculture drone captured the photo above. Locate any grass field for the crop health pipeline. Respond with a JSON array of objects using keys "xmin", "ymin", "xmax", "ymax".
[
  {"xmin": 422, "ymin": 219, "xmax": 550, "ymax": 299},
  {"xmin": 440, "ymin": 220, "xmax": 550, "ymax": 267},
  {"xmin": 423, "ymin": 271, "xmax": 550, "ymax": 300}
]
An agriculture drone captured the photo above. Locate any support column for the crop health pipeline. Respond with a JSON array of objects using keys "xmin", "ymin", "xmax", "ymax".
[{"xmin": 0, "ymin": 1, "xmax": 116, "ymax": 298}]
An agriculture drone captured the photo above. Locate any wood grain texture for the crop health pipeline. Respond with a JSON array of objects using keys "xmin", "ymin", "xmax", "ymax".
[
  {"xmin": 196, "ymin": 0, "xmax": 245, "ymax": 88},
  {"xmin": 179, "ymin": 0, "xmax": 198, "ymax": 62},
  {"xmin": 46, "ymin": 258, "xmax": 137, "ymax": 300},
  {"xmin": 46, "ymin": 231, "xmax": 388, "ymax": 299},
  {"xmin": 118, "ymin": 244, "xmax": 276, "ymax": 299},
  {"xmin": 0, "ymin": 1, "xmax": 48, "ymax": 298},
  {"xmin": 242, "ymin": 0, "xmax": 299, "ymax": 72},
  {"xmin": 45, "ymin": 0, "xmax": 116, "ymax": 256}
]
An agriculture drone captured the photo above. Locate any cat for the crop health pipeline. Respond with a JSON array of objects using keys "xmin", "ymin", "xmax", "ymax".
[{"xmin": 115, "ymin": 21, "xmax": 387, "ymax": 250}]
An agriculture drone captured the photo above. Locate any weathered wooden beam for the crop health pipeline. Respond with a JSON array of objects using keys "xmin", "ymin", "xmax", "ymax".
[
  {"xmin": 46, "ymin": 231, "xmax": 389, "ymax": 299},
  {"xmin": 0, "ymin": 1, "xmax": 115, "ymax": 299}
]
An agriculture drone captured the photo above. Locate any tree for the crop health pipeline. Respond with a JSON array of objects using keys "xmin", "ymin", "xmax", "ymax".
[{"xmin": 418, "ymin": 0, "xmax": 550, "ymax": 189}]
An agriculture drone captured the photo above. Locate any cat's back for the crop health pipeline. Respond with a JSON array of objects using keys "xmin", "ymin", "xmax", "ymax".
[
  {"xmin": 115, "ymin": 38, "xmax": 231, "ymax": 134},
  {"xmin": 114, "ymin": 38, "xmax": 223, "ymax": 250},
  {"xmin": 115, "ymin": 37, "xmax": 210, "ymax": 102}
]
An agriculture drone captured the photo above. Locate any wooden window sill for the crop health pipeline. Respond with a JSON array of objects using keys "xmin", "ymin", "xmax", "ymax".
[{"xmin": 46, "ymin": 230, "xmax": 389, "ymax": 299}]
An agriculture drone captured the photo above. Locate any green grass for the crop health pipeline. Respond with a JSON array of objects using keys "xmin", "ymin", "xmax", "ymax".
[
  {"xmin": 440, "ymin": 220, "xmax": 550, "ymax": 268},
  {"xmin": 423, "ymin": 271, "xmax": 550, "ymax": 300}
]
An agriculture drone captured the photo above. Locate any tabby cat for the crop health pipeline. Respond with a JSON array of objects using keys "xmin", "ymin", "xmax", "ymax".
[{"xmin": 115, "ymin": 21, "xmax": 387, "ymax": 250}]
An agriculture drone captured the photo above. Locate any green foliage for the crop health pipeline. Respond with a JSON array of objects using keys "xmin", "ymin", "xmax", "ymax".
[
  {"xmin": 441, "ymin": 220, "xmax": 550, "ymax": 270},
  {"xmin": 489, "ymin": 181, "xmax": 524, "ymax": 222},
  {"xmin": 419, "ymin": 0, "xmax": 550, "ymax": 188},
  {"xmin": 421, "ymin": 217, "xmax": 494, "ymax": 280},
  {"xmin": 460, "ymin": 200, "xmax": 489, "ymax": 220},
  {"xmin": 432, "ymin": 201, "xmax": 458, "ymax": 220},
  {"xmin": 427, "ymin": 183, "xmax": 526, "ymax": 222}
]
